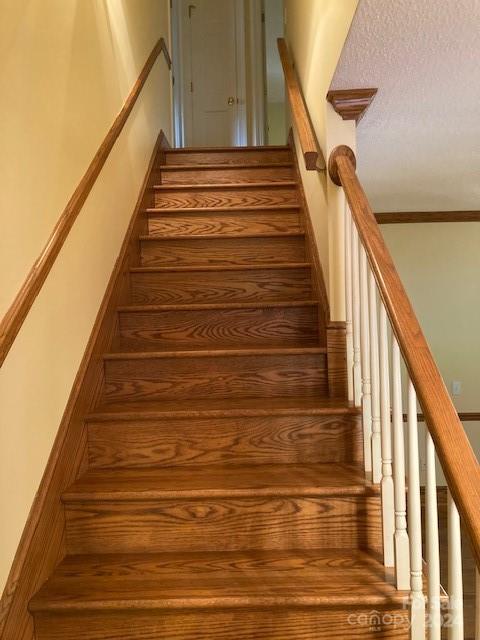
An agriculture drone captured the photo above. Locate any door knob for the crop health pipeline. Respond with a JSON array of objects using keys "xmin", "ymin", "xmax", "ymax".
[{"xmin": 227, "ymin": 96, "xmax": 235, "ymax": 106}]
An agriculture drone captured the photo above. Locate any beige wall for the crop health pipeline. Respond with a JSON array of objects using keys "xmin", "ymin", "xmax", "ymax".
[
  {"xmin": 264, "ymin": 0, "xmax": 286, "ymax": 145},
  {"xmin": 267, "ymin": 102, "xmax": 287, "ymax": 144},
  {"xmin": 382, "ymin": 222, "xmax": 480, "ymax": 482},
  {"xmin": 284, "ymin": 0, "xmax": 358, "ymax": 318},
  {"xmin": 0, "ymin": 0, "xmax": 172, "ymax": 591}
]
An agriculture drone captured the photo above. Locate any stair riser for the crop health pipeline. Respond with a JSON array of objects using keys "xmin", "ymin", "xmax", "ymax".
[
  {"xmin": 104, "ymin": 354, "xmax": 328, "ymax": 402},
  {"xmin": 160, "ymin": 166, "xmax": 295, "ymax": 185},
  {"xmin": 140, "ymin": 236, "xmax": 306, "ymax": 267},
  {"xmin": 147, "ymin": 211, "xmax": 302, "ymax": 236},
  {"xmin": 130, "ymin": 268, "xmax": 312, "ymax": 305},
  {"xmin": 65, "ymin": 495, "xmax": 382, "ymax": 554},
  {"xmin": 153, "ymin": 187, "xmax": 299, "ymax": 209},
  {"xmin": 33, "ymin": 607, "xmax": 410, "ymax": 640},
  {"xmin": 118, "ymin": 306, "xmax": 319, "ymax": 349},
  {"xmin": 87, "ymin": 414, "xmax": 363, "ymax": 469},
  {"xmin": 164, "ymin": 149, "xmax": 291, "ymax": 165}
]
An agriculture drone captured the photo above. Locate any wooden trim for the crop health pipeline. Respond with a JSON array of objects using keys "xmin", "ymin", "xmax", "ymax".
[
  {"xmin": 376, "ymin": 210, "xmax": 480, "ymax": 224},
  {"xmin": 164, "ymin": 145, "xmax": 289, "ymax": 152},
  {"xmin": 329, "ymin": 145, "xmax": 480, "ymax": 568},
  {"xmin": 326, "ymin": 88, "xmax": 377, "ymax": 123},
  {"xmin": 277, "ymin": 38, "xmax": 326, "ymax": 172},
  {"xmin": 403, "ymin": 412, "xmax": 480, "ymax": 423},
  {"xmin": 159, "ymin": 38, "xmax": 172, "ymax": 69},
  {"xmin": 0, "ymin": 37, "xmax": 171, "ymax": 369},
  {"xmin": 0, "ymin": 132, "xmax": 169, "ymax": 639}
]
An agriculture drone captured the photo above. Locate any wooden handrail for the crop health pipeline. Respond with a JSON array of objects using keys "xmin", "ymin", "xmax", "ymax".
[
  {"xmin": 277, "ymin": 38, "xmax": 326, "ymax": 172},
  {"xmin": 160, "ymin": 38, "xmax": 172, "ymax": 69},
  {"xmin": 0, "ymin": 37, "xmax": 171, "ymax": 367},
  {"xmin": 329, "ymin": 145, "xmax": 480, "ymax": 567}
]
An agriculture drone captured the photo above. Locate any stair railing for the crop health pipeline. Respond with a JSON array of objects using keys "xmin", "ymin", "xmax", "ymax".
[
  {"xmin": 329, "ymin": 145, "xmax": 480, "ymax": 640},
  {"xmin": 277, "ymin": 38, "xmax": 326, "ymax": 172}
]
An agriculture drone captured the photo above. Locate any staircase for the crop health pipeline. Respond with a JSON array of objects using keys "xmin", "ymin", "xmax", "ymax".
[{"xmin": 28, "ymin": 146, "xmax": 410, "ymax": 639}]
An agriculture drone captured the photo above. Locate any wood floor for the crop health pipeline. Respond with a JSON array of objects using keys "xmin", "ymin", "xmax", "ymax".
[{"xmin": 28, "ymin": 146, "xmax": 411, "ymax": 639}]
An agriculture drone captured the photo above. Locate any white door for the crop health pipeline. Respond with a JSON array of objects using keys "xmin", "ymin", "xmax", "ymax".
[{"xmin": 181, "ymin": 0, "xmax": 244, "ymax": 147}]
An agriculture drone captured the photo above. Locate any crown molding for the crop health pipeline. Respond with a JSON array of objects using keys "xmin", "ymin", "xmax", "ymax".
[{"xmin": 326, "ymin": 88, "xmax": 378, "ymax": 123}]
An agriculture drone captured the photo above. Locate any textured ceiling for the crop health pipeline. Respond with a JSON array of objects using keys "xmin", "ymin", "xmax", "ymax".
[{"xmin": 330, "ymin": 0, "xmax": 480, "ymax": 212}]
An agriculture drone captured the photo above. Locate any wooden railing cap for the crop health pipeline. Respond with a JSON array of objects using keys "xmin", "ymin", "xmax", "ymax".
[{"xmin": 328, "ymin": 145, "xmax": 357, "ymax": 186}]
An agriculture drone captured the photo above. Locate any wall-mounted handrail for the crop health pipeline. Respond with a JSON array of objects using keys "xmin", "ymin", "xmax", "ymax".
[
  {"xmin": 277, "ymin": 38, "xmax": 326, "ymax": 172},
  {"xmin": 0, "ymin": 37, "xmax": 171, "ymax": 368},
  {"xmin": 329, "ymin": 145, "xmax": 480, "ymax": 569}
]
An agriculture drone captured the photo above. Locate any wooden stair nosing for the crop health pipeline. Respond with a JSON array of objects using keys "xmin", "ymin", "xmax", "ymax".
[
  {"xmin": 86, "ymin": 398, "xmax": 360, "ymax": 422},
  {"xmin": 103, "ymin": 346, "xmax": 327, "ymax": 361},
  {"xmin": 139, "ymin": 231, "xmax": 305, "ymax": 241},
  {"xmin": 164, "ymin": 145, "xmax": 290, "ymax": 153},
  {"xmin": 61, "ymin": 464, "xmax": 380, "ymax": 502},
  {"xmin": 117, "ymin": 300, "xmax": 319, "ymax": 313},
  {"xmin": 152, "ymin": 182, "xmax": 298, "ymax": 191},
  {"xmin": 146, "ymin": 205, "xmax": 301, "ymax": 214},
  {"xmin": 158, "ymin": 162, "xmax": 294, "ymax": 171},
  {"xmin": 129, "ymin": 262, "xmax": 312, "ymax": 274}
]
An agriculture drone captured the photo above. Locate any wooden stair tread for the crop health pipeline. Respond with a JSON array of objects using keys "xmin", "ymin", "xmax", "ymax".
[
  {"xmin": 165, "ymin": 145, "xmax": 290, "ymax": 153},
  {"xmin": 153, "ymin": 182, "xmax": 298, "ymax": 190},
  {"xmin": 158, "ymin": 162, "xmax": 294, "ymax": 170},
  {"xmin": 87, "ymin": 397, "xmax": 359, "ymax": 421},
  {"xmin": 130, "ymin": 262, "xmax": 311, "ymax": 273},
  {"xmin": 146, "ymin": 205, "xmax": 301, "ymax": 213},
  {"xmin": 103, "ymin": 346, "xmax": 326, "ymax": 361},
  {"xmin": 29, "ymin": 549, "xmax": 405, "ymax": 612},
  {"xmin": 139, "ymin": 231, "xmax": 305, "ymax": 241},
  {"xmin": 63, "ymin": 463, "xmax": 378, "ymax": 501}
]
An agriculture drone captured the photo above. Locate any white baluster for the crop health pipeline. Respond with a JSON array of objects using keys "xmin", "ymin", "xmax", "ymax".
[
  {"xmin": 344, "ymin": 203, "xmax": 354, "ymax": 403},
  {"xmin": 351, "ymin": 223, "xmax": 362, "ymax": 408},
  {"xmin": 407, "ymin": 381, "xmax": 425, "ymax": 640},
  {"xmin": 368, "ymin": 269, "xmax": 381, "ymax": 483},
  {"xmin": 379, "ymin": 303, "xmax": 394, "ymax": 567},
  {"xmin": 392, "ymin": 336, "xmax": 410, "ymax": 589},
  {"xmin": 448, "ymin": 490, "xmax": 464, "ymax": 640},
  {"xmin": 425, "ymin": 430, "xmax": 441, "ymax": 640},
  {"xmin": 359, "ymin": 246, "xmax": 372, "ymax": 473}
]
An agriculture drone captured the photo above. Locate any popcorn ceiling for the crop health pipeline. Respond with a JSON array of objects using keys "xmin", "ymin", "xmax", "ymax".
[{"xmin": 330, "ymin": 0, "xmax": 480, "ymax": 212}]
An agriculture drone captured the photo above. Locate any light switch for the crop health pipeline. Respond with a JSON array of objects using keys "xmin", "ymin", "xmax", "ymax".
[{"xmin": 452, "ymin": 380, "xmax": 462, "ymax": 396}]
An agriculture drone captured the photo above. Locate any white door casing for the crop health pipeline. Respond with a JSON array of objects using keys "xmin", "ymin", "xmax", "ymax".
[
  {"xmin": 177, "ymin": 0, "xmax": 246, "ymax": 147},
  {"xmin": 172, "ymin": 0, "xmax": 251, "ymax": 146}
]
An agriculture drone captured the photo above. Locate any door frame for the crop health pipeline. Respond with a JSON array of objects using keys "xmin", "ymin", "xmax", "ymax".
[
  {"xmin": 171, "ymin": 0, "xmax": 264, "ymax": 147},
  {"xmin": 171, "ymin": 0, "xmax": 186, "ymax": 147},
  {"xmin": 246, "ymin": 0, "xmax": 267, "ymax": 145}
]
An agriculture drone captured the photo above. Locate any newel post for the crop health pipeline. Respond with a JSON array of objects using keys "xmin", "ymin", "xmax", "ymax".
[{"xmin": 328, "ymin": 145, "xmax": 357, "ymax": 186}]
